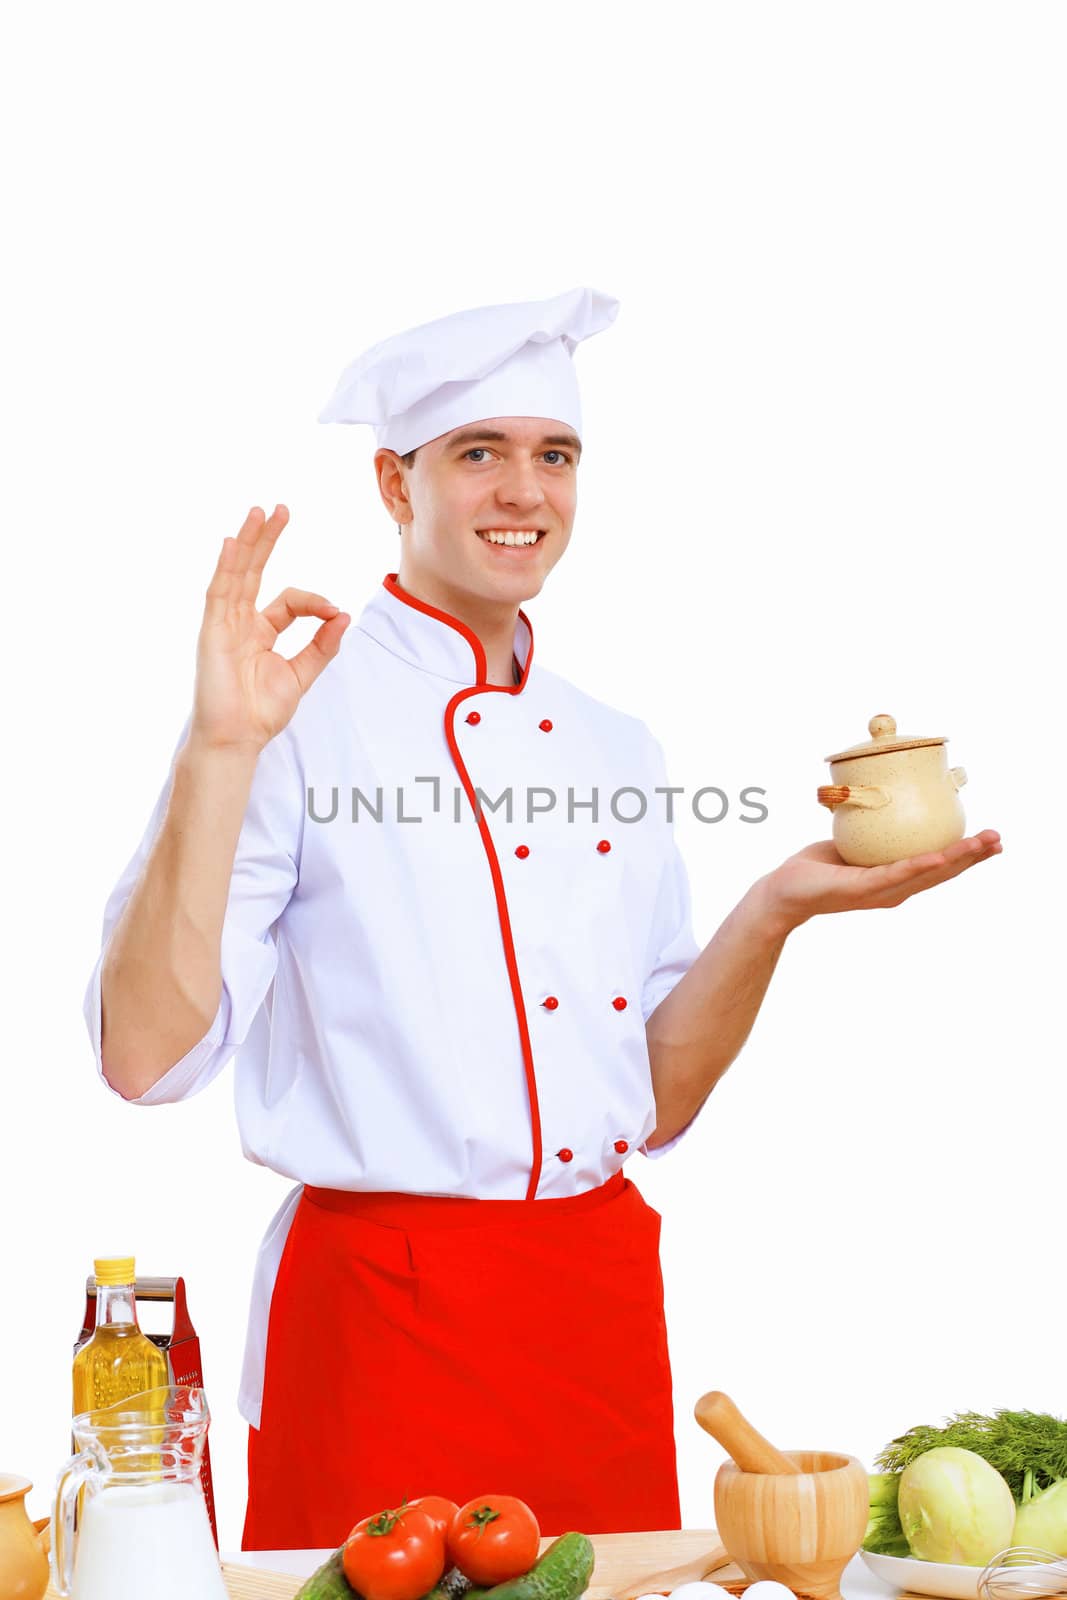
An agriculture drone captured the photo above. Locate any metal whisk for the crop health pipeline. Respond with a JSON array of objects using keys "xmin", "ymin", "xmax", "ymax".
[{"xmin": 978, "ymin": 1547, "xmax": 1067, "ymax": 1600}]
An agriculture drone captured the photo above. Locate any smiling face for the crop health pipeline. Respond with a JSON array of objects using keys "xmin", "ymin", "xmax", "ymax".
[{"xmin": 375, "ymin": 416, "xmax": 580, "ymax": 616}]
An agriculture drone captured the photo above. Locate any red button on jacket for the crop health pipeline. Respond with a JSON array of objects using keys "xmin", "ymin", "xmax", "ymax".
[
  {"xmin": 558, "ymin": 1147, "xmax": 574, "ymax": 1163},
  {"xmin": 465, "ymin": 710, "xmax": 481, "ymax": 725},
  {"xmin": 614, "ymin": 1139, "xmax": 629, "ymax": 1154},
  {"xmin": 515, "ymin": 845, "xmax": 530, "ymax": 859},
  {"xmin": 542, "ymin": 995, "xmax": 559, "ymax": 1011},
  {"xmin": 539, "ymin": 718, "xmax": 553, "ymax": 732},
  {"xmin": 612, "ymin": 996, "xmax": 628, "ymax": 1011},
  {"xmin": 597, "ymin": 840, "xmax": 612, "ymax": 853}
]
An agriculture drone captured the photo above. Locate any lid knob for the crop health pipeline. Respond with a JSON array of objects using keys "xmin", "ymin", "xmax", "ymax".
[{"xmin": 868, "ymin": 714, "xmax": 897, "ymax": 741}]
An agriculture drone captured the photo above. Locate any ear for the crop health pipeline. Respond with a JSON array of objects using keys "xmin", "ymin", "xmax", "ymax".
[{"xmin": 374, "ymin": 448, "xmax": 413, "ymax": 527}]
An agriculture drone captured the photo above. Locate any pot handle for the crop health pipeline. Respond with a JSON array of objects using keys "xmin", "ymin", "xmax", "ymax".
[
  {"xmin": 949, "ymin": 766, "xmax": 968, "ymax": 790},
  {"xmin": 817, "ymin": 784, "xmax": 891, "ymax": 811}
]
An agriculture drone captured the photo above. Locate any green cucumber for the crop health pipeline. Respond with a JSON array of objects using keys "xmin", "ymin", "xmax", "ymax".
[
  {"xmin": 293, "ymin": 1547, "xmax": 356, "ymax": 1600},
  {"xmin": 475, "ymin": 1533, "xmax": 595, "ymax": 1600},
  {"xmin": 292, "ymin": 1553, "xmax": 473, "ymax": 1600}
]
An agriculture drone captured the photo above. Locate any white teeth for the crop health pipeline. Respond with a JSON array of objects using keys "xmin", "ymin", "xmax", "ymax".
[{"xmin": 479, "ymin": 530, "xmax": 541, "ymax": 545}]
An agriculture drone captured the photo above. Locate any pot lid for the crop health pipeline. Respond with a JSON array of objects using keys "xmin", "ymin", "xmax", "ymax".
[{"xmin": 825, "ymin": 713, "xmax": 947, "ymax": 764}]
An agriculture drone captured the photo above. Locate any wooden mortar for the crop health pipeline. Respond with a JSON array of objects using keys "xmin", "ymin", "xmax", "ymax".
[{"xmin": 695, "ymin": 1392, "xmax": 869, "ymax": 1600}]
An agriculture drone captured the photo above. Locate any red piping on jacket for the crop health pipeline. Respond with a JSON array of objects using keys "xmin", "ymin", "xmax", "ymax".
[{"xmin": 382, "ymin": 573, "xmax": 543, "ymax": 1202}]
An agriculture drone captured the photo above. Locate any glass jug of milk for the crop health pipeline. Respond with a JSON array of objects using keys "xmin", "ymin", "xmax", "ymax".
[{"xmin": 50, "ymin": 1385, "xmax": 227, "ymax": 1600}]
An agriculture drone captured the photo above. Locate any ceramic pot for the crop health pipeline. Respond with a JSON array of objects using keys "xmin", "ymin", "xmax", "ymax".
[
  {"xmin": 817, "ymin": 713, "xmax": 967, "ymax": 866},
  {"xmin": 0, "ymin": 1476, "xmax": 50, "ymax": 1600}
]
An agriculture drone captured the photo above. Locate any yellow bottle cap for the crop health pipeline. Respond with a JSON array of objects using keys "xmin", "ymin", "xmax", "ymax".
[{"xmin": 94, "ymin": 1257, "xmax": 136, "ymax": 1287}]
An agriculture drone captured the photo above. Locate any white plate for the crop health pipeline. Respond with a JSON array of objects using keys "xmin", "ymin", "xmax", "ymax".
[{"xmin": 860, "ymin": 1550, "xmax": 985, "ymax": 1599}]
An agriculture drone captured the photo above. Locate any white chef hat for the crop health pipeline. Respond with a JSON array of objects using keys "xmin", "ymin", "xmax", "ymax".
[{"xmin": 317, "ymin": 286, "xmax": 619, "ymax": 456}]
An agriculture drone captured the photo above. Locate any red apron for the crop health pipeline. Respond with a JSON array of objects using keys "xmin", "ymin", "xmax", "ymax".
[{"xmin": 242, "ymin": 1171, "xmax": 679, "ymax": 1550}]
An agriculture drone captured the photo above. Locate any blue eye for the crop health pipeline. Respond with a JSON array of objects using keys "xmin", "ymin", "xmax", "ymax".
[{"xmin": 463, "ymin": 445, "xmax": 573, "ymax": 465}]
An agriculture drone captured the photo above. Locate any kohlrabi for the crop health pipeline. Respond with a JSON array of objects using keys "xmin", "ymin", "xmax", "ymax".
[
  {"xmin": 1013, "ymin": 1475, "xmax": 1067, "ymax": 1556},
  {"xmin": 897, "ymin": 1446, "xmax": 1016, "ymax": 1565}
]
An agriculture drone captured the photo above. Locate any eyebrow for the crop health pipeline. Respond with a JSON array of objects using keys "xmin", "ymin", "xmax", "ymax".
[{"xmin": 447, "ymin": 427, "xmax": 582, "ymax": 457}]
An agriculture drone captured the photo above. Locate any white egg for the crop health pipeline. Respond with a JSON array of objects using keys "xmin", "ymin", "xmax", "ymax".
[
  {"xmin": 741, "ymin": 1583, "xmax": 797, "ymax": 1600},
  {"xmin": 667, "ymin": 1585, "xmax": 728, "ymax": 1600}
]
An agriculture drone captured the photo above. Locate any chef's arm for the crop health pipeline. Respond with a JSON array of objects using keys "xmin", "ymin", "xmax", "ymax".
[
  {"xmin": 643, "ymin": 876, "xmax": 795, "ymax": 1149},
  {"xmin": 99, "ymin": 735, "xmax": 260, "ymax": 1100}
]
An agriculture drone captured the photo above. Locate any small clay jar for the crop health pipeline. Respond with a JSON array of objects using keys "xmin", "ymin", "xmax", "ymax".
[
  {"xmin": 0, "ymin": 1475, "xmax": 50, "ymax": 1600},
  {"xmin": 817, "ymin": 713, "xmax": 968, "ymax": 866}
]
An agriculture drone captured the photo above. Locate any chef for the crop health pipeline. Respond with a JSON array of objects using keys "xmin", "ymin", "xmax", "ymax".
[{"xmin": 84, "ymin": 287, "xmax": 1001, "ymax": 1552}]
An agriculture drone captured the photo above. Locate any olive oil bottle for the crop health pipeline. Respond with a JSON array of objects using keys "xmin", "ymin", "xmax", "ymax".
[{"xmin": 72, "ymin": 1257, "xmax": 168, "ymax": 1414}]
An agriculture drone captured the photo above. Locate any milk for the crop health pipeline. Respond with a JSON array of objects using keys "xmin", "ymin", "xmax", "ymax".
[{"xmin": 71, "ymin": 1480, "xmax": 227, "ymax": 1600}]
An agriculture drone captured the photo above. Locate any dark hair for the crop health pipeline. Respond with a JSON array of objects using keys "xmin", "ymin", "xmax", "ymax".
[{"xmin": 401, "ymin": 449, "xmax": 417, "ymax": 467}]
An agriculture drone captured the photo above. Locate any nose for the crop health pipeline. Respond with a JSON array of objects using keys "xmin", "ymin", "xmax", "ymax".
[{"xmin": 496, "ymin": 456, "xmax": 546, "ymax": 513}]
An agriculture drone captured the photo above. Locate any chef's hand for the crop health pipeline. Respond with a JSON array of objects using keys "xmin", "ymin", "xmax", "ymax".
[
  {"xmin": 760, "ymin": 829, "xmax": 1002, "ymax": 930},
  {"xmin": 191, "ymin": 505, "xmax": 350, "ymax": 752}
]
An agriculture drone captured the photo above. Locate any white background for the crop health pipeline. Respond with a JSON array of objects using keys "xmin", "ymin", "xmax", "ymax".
[{"xmin": 3, "ymin": 0, "xmax": 1064, "ymax": 1555}]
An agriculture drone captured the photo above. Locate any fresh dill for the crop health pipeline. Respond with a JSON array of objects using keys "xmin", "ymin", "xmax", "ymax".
[{"xmin": 874, "ymin": 1410, "xmax": 1067, "ymax": 1501}]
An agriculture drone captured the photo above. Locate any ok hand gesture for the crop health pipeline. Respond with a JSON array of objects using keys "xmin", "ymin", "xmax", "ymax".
[{"xmin": 192, "ymin": 505, "xmax": 349, "ymax": 753}]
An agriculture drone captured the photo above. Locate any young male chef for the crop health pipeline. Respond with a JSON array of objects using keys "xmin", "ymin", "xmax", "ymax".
[{"xmin": 84, "ymin": 286, "xmax": 1001, "ymax": 1551}]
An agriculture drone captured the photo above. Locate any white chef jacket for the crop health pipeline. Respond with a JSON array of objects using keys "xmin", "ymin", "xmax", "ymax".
[{"xmin": 83, "ymin": 573, "xmax": 703, "ymax": 1427}]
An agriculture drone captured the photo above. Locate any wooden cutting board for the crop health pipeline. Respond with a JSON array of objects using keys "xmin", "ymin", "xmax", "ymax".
[
  {"xmin": 45, "ymin": 1532, "xmax": 744, "ymax": 1599},
  {"xmin": 219, "ymin": 1568, "xmax": 310, "ymax": 1599},
  {"xmin": 173, "ymin": 1531, "xmax": 739, "ymax": 1600}
]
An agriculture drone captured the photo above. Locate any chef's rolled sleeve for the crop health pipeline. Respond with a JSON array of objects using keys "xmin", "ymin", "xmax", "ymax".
[
  {"xmin": 638, "ymin": 731, "xmax": 703, "ymax": 1160},
  {"xmin": 83, "ymin": 715, "xmax": 302, "ymax": 1106},
  {"xmin": 639, "ymin": 836, "xmax": 701, "ymax": 1026}
]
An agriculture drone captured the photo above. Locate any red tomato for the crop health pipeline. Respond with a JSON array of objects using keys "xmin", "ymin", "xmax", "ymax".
[
  {"xmin": 447, "ymin": 1496, "xmax": 541, "ymax": 1586},
  {"xmin": 343, "ymin": 1504, "xmax": 446, "ymax": 1600},
  {"xmin": 409, "ymin": 1496, "xmax": 460, "ymax": 1547}
]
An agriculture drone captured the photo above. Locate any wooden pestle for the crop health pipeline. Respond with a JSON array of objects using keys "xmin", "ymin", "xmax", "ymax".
[{"xmin": 694, "ymin": 1391, "xmax": 802, "ymax": 1474}]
